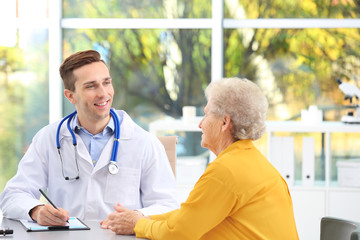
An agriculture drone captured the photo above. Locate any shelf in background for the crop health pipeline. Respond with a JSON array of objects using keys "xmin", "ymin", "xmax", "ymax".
[{"xmin": 266, "ymin": 121, "xmax": 360, "ymax": 133}]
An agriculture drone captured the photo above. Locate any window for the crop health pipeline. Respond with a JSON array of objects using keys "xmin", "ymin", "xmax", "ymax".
[
  {"xmin": 223, "ymin": 1, "xmax": 360, "ymax": 182},
  {"xmin": 224, "ymin": 0, "xmax": 359, "ymax": 19},
  {"xmin": 63, "ymin": 28, "xmax": 211, "ymax": 129},
  {"xmin": 225, "ymin": 27, "xmax": 360, "ymax": 121},
  {"xmin": 63, "ymin": 0, "xmax": 211, "ymax": 18},
  {"xmin": 0, "ymin": 0, "xmax": 49, "ymax": 190},
  {"xmin": 1, "ymin": 0, "xmax": 360, "ymax": 191}
]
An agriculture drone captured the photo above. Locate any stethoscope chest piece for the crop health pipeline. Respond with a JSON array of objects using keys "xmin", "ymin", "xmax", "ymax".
[{"xmin": 108, "ymin": 161, "xmax": 119, "ymax": 175}]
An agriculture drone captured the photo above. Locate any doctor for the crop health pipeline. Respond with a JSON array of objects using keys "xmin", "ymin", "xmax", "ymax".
[{"xmin": 0, "ymin": 50, "xmax": 179, "ymax": 226}]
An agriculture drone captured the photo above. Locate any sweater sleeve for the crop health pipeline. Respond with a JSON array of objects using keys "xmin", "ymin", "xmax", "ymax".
[
  {"xmin": 134, "ymin": 166, "xmax": 238, "ymax": 240},
  {"xmin": 149, "ymin": 209, "xmax": 180, "ymax": 221}
]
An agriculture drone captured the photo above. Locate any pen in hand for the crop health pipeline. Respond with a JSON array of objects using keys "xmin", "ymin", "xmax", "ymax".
[{"xmin": 39, "ymin": 189, "xmax": 69, "ymax": 223}]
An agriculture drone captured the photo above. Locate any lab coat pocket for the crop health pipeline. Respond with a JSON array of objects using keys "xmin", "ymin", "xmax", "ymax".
[{"xmin": 104, "ymin": 167, "xmax": 141, "ymax": 205}]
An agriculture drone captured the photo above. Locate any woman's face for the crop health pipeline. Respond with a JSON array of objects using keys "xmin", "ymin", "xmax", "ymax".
[{"xmin": 198, "ymin": 99, "xmax": 223, "ymax": 153}]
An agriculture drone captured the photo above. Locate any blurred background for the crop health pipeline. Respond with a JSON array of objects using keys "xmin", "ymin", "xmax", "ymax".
[{"xmin": 1, "ymin": 0, "xmax": 360, "ymax": 197}]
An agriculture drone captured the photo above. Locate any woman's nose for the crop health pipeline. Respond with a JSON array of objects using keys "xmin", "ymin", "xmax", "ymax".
[{"xmin": 198, "ymin": 118, "xmax": 203, "ymax": 129}]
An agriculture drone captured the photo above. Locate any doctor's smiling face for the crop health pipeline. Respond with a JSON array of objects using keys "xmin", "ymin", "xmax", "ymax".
[{"xmin": 64, "ymin": 61, "xmax": 114, "ymax": 133}]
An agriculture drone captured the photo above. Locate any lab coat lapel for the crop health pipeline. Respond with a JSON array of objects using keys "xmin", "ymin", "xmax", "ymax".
[
  {"xmin": 93, "ymin": 138, "xmax": 114, "ymax": 173},
  {"xmin": 76, "ymin": 138, "xmax": 94, "ymax": 166},
  {"xmin": 58, "ymin": 119, "xmax": 94, "ymax": 167},
  {"xmin": 92, "ymin": 110, "xmax": 134, "ymax": 173}
]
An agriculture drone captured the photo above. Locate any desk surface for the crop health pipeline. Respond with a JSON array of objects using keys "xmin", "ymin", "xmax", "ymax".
[{"xmin": 0, "ymin": 218, "xmax": 145, "ymax": 240}]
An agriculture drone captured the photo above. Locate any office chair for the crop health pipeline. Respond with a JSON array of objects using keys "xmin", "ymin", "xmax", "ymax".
[
  {"xmin": 158, "ymin": 136, "xmax": 178, "ymax": 177},
  {"xmin": 320, "ymin": 217, "xmax": 360, "ymax": 240}
]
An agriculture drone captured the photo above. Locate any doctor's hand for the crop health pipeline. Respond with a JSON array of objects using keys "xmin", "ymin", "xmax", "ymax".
[
  {"xmin": 30, "ymin": 204, "xmax": 69, "ymax": 226},
  {"xmin": 100, "ymin": 203, "xmax": 145, "ymax": 235}
]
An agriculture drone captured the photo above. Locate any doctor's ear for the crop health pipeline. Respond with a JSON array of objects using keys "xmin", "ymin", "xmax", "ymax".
[{"xmin": 64, "ymin": 89, "xmax": 76, "ymax": 105}]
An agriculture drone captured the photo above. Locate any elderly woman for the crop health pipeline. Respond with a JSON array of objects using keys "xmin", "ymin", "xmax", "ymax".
[{"xmin": 101, "ymin": 77, "xmax": 299, "ymax": 239}]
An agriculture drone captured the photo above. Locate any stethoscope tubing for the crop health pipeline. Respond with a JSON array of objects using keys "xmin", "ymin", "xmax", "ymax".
[
  {"xmin": 110, "ymin": 108, "xmax": 122, "ymax": 163},
  {"xmin": 56, "ymin": 111, "xmax": 77, "ymax": 148},
  {"xmin": 56, "ymin": 108, "xmax": 122, "ymax": 166}
]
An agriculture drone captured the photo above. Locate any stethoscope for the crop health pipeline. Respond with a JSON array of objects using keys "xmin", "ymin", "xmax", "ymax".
[{"xmin": 56, "ymin": 108, "xmax": 122, "ymax": 180}]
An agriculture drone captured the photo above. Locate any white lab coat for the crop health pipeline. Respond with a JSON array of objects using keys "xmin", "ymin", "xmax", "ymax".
[{"xmin": 0, "ymin": 110, "xmax": 179, "ymax": 221}]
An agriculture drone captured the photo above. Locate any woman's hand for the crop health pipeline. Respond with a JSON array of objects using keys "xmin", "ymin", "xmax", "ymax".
[{"xmin": 100, "ymin": 203, "xmax": 144, "ymax": 235}]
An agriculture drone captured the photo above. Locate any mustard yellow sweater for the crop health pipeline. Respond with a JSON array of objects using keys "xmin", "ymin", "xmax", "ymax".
[{"xmin": 134, "ymin": 140, "xmax": 299, "ymax": 240}]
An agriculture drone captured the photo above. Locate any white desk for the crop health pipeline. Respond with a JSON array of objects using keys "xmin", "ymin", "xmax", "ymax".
[{"xmin": 0, "ymin": 218, "xmax": 145, "ymax": 240}]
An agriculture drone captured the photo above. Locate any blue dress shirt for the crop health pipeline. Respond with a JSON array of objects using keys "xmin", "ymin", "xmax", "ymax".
[{"xmin": 72, "ymin": 115, "xmax": 115, "ymax": 166}]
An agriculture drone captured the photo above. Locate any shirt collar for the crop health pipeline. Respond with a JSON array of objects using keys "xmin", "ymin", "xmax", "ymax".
[{"xmin": 72, "ymin": 114, "xmax": 115, "ymax": 136}]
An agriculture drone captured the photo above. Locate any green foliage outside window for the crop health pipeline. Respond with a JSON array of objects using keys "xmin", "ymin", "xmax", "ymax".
[
  {"xmin": 63, "ymin": 0, "xmax": 212, "ymax": 18},
  {"xmin": 225, "ymin": 28, "xmax": 360, "ymax": 121},
  {"xmin": 224, "ymin": 0, "xmax": 360, "ymax": 19},
  {"xmin": 0, "ymin": 34, "xmax": 49, "ymax": 190}
]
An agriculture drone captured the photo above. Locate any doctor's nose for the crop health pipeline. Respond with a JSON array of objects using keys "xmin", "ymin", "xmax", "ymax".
[{"xmin": 96, "ymin": 85, "xmax": 108, "ymax": 96}]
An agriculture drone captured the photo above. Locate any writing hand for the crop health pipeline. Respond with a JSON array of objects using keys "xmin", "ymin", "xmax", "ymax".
[{"xmin": 30, "ymin": 204, "xmax": 69, "ymax": 226}]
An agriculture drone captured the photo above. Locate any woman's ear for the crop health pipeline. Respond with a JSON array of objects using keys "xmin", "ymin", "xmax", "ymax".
[{"xmin": 222, "ymin": 114, "xmax": 232, "ymax": 131}]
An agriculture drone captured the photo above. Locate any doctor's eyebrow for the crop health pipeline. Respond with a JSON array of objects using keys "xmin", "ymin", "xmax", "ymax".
[
  {"xmin": 103, "ymin": 77, "xmax": 112, "ymax": 82},
  {"xmin": 82, "ymin": 77, "xmax": 112, "ymax": 86}
]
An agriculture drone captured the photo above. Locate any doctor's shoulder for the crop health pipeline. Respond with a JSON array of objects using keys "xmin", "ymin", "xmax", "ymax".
[
  {"xmin": 29, "ymin": 120, "xmax": 61, "ymax": 145},
  {"xmin": 119, "ymin": 110, "xmax": 157, "ymax": 143},
  {"xmin": 132, "ymin": 123, "xmax": 161, "ymax": 144},
  {"xmin": 116, "ymin": 110, "xmax": 164, "ymax": 153}
]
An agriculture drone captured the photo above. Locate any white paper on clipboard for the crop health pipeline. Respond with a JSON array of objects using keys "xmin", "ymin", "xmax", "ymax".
[{"xmin": 20, "ymin": 217, "xmax": 90, "ymax": 232}]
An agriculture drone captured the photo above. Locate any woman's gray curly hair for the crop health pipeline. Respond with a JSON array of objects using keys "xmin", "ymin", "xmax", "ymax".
[{"xmin": 205, "ymin": 77, "xmax": 268, "ymax": 140}]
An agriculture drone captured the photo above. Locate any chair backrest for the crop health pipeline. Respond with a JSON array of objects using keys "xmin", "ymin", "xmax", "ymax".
[
  {"xmin": 321, "ymin": 217, "xmax": 360, "ymax": 240},
  {"xmin": 157, "ymin": 136, "xmax": 177, "ymax": 177}
]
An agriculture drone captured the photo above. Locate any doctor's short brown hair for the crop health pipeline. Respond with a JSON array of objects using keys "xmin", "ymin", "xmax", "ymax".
[{"xmin": 59, "ymin": 50, "xmax": 106, "ymax": 91}]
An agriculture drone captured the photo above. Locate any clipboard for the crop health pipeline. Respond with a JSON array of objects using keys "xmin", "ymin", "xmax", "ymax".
[{"xmin": 20, "ymin": 217, "xmax": 90, "ymax": 232}]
